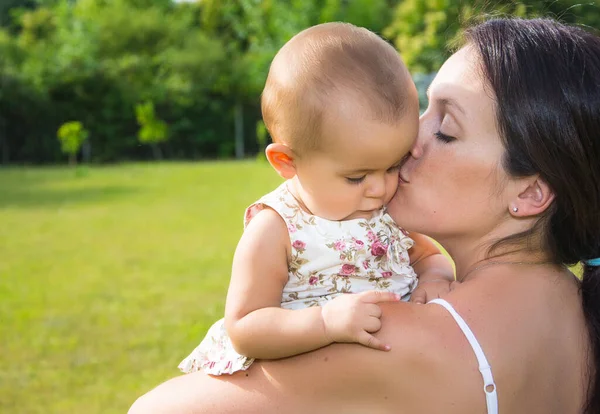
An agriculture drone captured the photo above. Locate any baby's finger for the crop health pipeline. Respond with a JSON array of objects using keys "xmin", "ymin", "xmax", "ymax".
[
  {"xmin": 364, "ymin": 316, "xmax": 382, "ymax": 333},
  {"xmin": 410, "ymin": 289, "xmax": 427, "ymax": 305},
  {"xmin": 358, "ymin": 331, "xmax": 390, "ymax": 351},
  {"xmin": 366, "ymin": 303, "xmax": 382, "ymax": 318},
  {"xmin": 359, "ymin": 290, "xmax": 400, "ymax": 305}
]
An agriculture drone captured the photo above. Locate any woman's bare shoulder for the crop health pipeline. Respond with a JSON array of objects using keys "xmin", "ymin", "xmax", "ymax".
[
  {"xmin": 129, "ymin": 302, "xmax": 478, "ymax": 414},
  {"xmin": 439, "ymin": 268, "xmax": 588, "ymax": 413}
]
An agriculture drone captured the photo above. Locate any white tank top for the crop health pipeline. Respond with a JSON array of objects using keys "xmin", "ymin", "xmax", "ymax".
[{"xmin": 429, "ymin": 298, "xmax": 499, "ymax": 414}]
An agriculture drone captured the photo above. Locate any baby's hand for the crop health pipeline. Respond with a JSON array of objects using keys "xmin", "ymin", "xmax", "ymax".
[{"xmin": 321, "ymin": 290, "xmax": 400, "ymax": 351}]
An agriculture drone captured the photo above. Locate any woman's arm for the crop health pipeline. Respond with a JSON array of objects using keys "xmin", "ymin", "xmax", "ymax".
[
  {"xmin": 130, "ymin": 301, "xmax": 472, "ymax": 414},
  {"xmin": 408, "ymin": 232, "xmax": 454, "ymax": 279},
  {"xmin": 408, "ymin": 232, "xmax": 456, "ymax": 303}
]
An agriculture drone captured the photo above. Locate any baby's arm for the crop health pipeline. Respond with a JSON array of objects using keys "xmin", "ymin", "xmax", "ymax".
[
  {"xmin": 407, "ymin": 232, "xmax": 455, "ymax": 304},
  {"xmin": 225, "ymin": 209, "xmax": 398, "ymax": 360}
]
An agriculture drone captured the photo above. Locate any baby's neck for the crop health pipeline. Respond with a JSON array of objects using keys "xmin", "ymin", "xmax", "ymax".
[{"xmin": 286, "ymin": 181, "xmax": 314, "ymax": 215}]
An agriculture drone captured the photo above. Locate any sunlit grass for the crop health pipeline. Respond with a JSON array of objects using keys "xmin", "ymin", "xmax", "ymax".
[
  {"xmin": 0, "ymin": 161, "xmax": 583, "ymax": 413},
  {"xmin": 0, "ymin": 162, "xmax": 281, "ymax": 414}
]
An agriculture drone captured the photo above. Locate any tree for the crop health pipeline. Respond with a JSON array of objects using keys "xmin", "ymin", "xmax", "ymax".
[
  {"xmin": 255, "ymin": 120, "xmax": 267, "ymax": 161},
  {"xmin": 199, "ymin": 0, "xmax": 271, "ymax": 159},
  {"xmin": 384, "ymin": 0, "xmax": 600, "ymax": 74},
  {"xmin": 1, "ymin": 0, "xmax": 597, "ymax": 164},
  {"xmin": 135, "ymin": 101, "xmax": 168, "ymax": 160},
  {"xmin": 0, "ymin": 0, "xmax": 36, "ymax": 29},
  {"xmin": 319, "ymin": 0, "xmax": 394, "ymax": 33},
  {"xmin": 57, "ymin": 121, "xmax": 88, "ymax": 165},
  {"xmin": 198, "ymin": 0, "xmax": 325, "ymax": 159}
]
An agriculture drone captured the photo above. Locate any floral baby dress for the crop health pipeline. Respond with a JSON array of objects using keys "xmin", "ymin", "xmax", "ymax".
[{"xmin": 178, "ymin": 182, "xmax": 418, "ymax": 375}]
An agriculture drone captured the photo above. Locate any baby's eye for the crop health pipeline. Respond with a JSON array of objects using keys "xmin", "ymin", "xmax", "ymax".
[{"xmin": 346, "ymin": 175, "xmax": 366, "ymax": 184}]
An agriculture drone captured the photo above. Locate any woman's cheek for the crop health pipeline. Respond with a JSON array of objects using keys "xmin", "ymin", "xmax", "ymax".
[{"xmin": 385, "ymin": 189, "xmax": 408, "ymax": 222}]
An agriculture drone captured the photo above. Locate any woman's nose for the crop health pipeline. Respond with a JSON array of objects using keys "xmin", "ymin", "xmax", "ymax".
[
  {"xmin": 410, "ymin": 130, "xmax": 425, "ymax": 160},
  {"xmin": 410, "ymin": 114, "xmax": 432, "ymax": 160}
]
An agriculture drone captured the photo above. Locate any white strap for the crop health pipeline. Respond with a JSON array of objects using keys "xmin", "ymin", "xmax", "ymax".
[{"xmin": 429, "ymin": 298, "xmax": 499, "ymax": 414}]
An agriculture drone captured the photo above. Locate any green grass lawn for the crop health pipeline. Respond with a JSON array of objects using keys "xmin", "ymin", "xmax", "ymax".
[{"xmin": 0, "ymin": 162, "xmax": 282, "ymax": 414}]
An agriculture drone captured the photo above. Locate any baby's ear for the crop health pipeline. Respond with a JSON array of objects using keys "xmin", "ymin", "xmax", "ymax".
[{"xmin": 265, "ymin": 143, "xmax": 297, "ymax": 179}]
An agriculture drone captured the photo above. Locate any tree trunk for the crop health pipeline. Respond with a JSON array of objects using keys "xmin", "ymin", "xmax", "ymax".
[
  {"xmin": 151, "ymin": 143, "xmax": 163, "ymax": 160},
  {"xmin": 0, "ymin": 75, "xmax": 7, "ymax": 164},
  {"xmin": 0, "ymin": 119, "xmax": 7, "ymax": 165},
  {"xmin": 82, "ymin": 139, "xmax": 91, "ymax": 164},
  {"xmin": 69, "ymin": 153, "xmax": 76, "ymax": 166},
  {"xmin": 234, "ymin": 99, "xmax": 244, "ymax": 159}
]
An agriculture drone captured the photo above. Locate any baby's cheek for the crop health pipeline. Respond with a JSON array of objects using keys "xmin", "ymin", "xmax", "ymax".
[{"xmin": 385, "ymin": 175, "xmax": 400, "ymax": 202}]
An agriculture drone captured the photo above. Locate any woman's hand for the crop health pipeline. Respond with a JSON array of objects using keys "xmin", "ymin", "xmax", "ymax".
[
  {"xmin": 410, "ymin": 278, "xmax": 461, "ymax": 304},
  {"xmin": 320, "ymin": 290, "xmax": 400, "ymax": 351}
]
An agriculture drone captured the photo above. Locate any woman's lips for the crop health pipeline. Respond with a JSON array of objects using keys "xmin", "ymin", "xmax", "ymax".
[
  {"xmin": 398, "ymin": 155, "xmax": 411, "ymax": 184},
  {"xmin": 398, "ymin": 170, "xmax": 409, "ymax": 184}
]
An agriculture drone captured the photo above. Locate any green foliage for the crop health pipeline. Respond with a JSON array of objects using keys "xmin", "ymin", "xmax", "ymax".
[
  {"xmin": 0, "ymin": 0, "xmax": 36, "ymax": 29},
  {"xmin": 413, "ymin": 72, "xmax": 436, "ymax": 112},
  {"xmin": 57, "ymin": 121, "xmax": 88, "ymax": 164},
  {"xmin": 135, "ymin": 101, "xmax": 168, "ymax": 160},
  {"xmin": 255, "ymin": 119, "xmax": 267, "ymax": 161},
  {"xmin": 385, "ymin": 0, "xmax": 600, "ymax": 73},
  {"xmin": 319, "ymin": 0, "xmax": 392, "ymax": 33},
  {"xmin": 135, "ymin": 101, "xmax": 168, "ymax": 145},
  {"xmin": 0, "ymin": 0, "xmax": 597, "ymax": 163}
]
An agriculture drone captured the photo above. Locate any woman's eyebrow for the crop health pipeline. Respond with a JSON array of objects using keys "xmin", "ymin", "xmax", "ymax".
[
  {"xmin": 426, "ymin": 85, "xmax": 467, "ymax": 116},
  {"xmin": 439, "ymin": 98, "xmax": 466, "ymax": 115}
]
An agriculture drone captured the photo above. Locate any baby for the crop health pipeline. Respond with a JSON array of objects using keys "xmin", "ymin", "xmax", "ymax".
[{"xmin": 179, "ymin": 22, "xmax": 454, "ymax": 375}]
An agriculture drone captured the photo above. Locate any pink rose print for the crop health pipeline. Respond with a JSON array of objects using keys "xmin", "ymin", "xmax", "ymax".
[
  {"xmin": 354, "ymin": 239, "xmax": 364, "ymax": 248},
  {"xmin": 367, "ymin": 231, "xmax": 377, "ymax": 242},
  {"xmin": 340, "ymin": 264, "xmax": 356, "ymax": 276},
  {"xmin": 334, "ymin": 240, "xmax": 346, "ymax": 251},
  {"xmin": 371, "ymin": 240, "xmax": 388, "ymax": 257},
  {"xmin": 287, "ymin": 223, "xmax": 297, "ymax": 233},
  {"xmin": 292, "ymin": 240, "xmax": 306, "ymax": 250},
  {"xmin": 309, "ymin": 276, "xmax": 318, "ymax": 285},
  {"xmin": 363, "ymin": 260, "xmax": 370, "ymax": 270},
  {"xmin": 381, "ymin": 271, "xmax": 393, "ymax": 278}
]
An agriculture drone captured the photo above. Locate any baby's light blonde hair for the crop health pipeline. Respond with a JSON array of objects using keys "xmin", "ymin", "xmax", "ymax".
[{"xmin": 261, "ymin": 22, "xmax": 414, "ymax": 155}]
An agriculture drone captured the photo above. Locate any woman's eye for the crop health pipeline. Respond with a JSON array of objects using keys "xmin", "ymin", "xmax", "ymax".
[
  {"xmin": 434, "ymin": 131, "xmax": 456, "ymax": 143},
  {"xmin": 346, "ymin": 176, "xmax": 366, "ymax": 184}
]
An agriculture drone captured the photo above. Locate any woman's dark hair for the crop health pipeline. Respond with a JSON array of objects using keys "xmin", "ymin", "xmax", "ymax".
[{"xmin": 465, "ymin": 18, "xmax": 600, "ymax": 413}]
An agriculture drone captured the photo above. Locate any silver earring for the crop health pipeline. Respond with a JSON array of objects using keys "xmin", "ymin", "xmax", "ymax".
[{"xmin": 512, "ymin": 207, "xmax": 518, "ymax": 213}]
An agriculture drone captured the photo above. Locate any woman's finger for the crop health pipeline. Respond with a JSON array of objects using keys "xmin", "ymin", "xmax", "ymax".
[{"xmin": 410, "ymin": 289, "xmax": 427, "ymax": 304}]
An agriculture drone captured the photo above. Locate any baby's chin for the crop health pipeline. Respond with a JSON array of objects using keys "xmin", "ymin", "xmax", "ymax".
[{"xmin": 339, "ymin": 209, "xmax": 382, "ymax": 221}]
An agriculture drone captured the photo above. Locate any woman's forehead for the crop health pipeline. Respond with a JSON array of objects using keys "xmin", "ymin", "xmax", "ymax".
[
  {"xmin": 427, "ymin": 47, "xmax": 499, "ymax": 139},
  {"xmin": 429, "ymin": 47, "xmax": 496, "ymax": 119},
  {"xmin": 430, "ymin": 47, "xmax": 483, "ymax": 97}
]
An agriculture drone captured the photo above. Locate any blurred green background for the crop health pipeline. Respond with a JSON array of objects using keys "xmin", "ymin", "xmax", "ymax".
[
  {"xmin": 0, "ymin": 1, "xmax": 596, "ymax": 413},
  {"xmin": 0, "ymin": 162, "xmax": 282, "ymax": 413}
]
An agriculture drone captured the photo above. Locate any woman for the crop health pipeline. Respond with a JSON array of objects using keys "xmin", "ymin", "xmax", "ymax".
[{"xmin": 130, "ymin": 18, "xmax": 600, "ymax": 413}]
